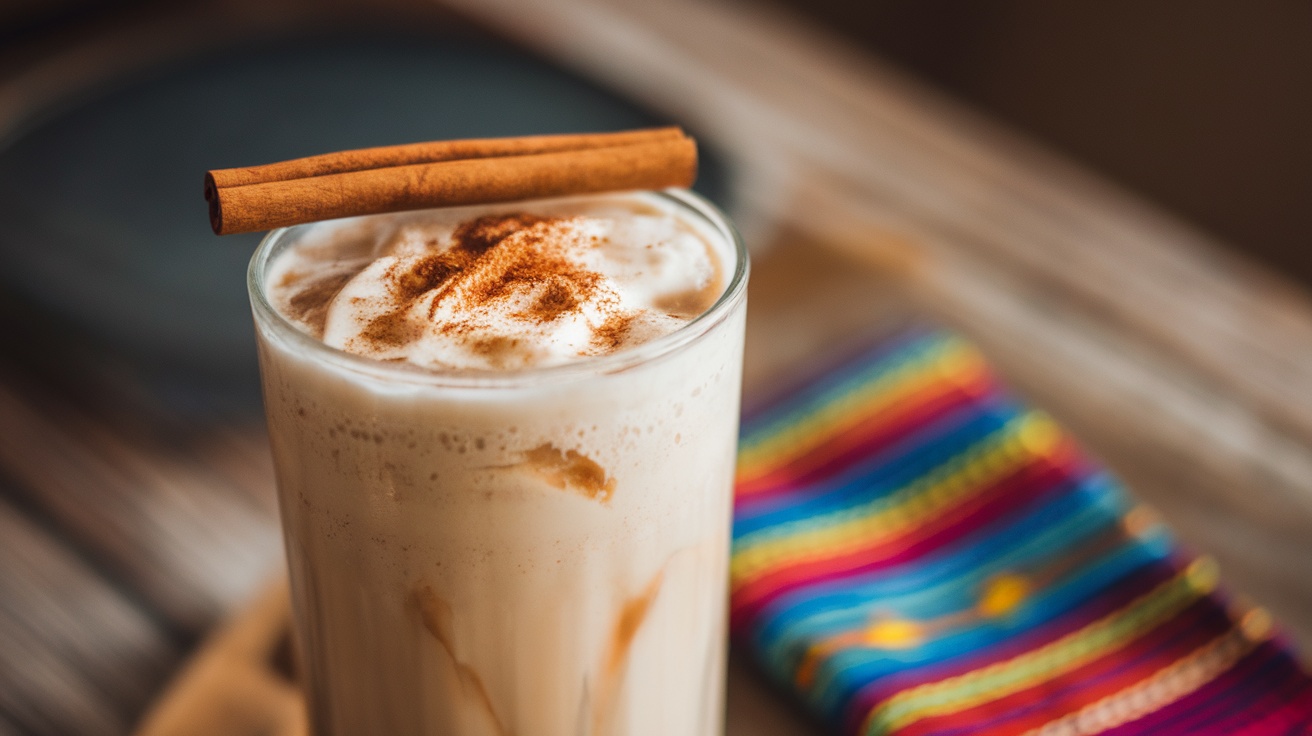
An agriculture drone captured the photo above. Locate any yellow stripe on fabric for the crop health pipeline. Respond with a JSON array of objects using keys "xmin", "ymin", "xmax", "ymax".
[
  {"xmin": 858, "ymin": 559, "xmax": 1219, "ymax": 736},
  {"xmin": 795, "ymin": 519, "xmax": 1142, "ymax": 691},
  {"xmin": 737, "ymin": 340, "xmax": 985, "ymax": 481},
  {"xmin": 738, "ymin": 361, "xmax": 943, "ymax": 481},
  {"xmin": 738, "ymin": 339, "xmax": 979, "ymax": 474},
  {"xmin": 731, "ymin": 413, "xmax": 1062, "ymax": 587},
  {"xmin": 1019, "ymin": 611, "xmax": 1270, "ymax": 736}
]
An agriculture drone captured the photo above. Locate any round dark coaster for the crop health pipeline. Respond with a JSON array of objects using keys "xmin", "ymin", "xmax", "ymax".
[{"xmin": 0, "ymin": 32, "xmax": 727, "ymax": 407}]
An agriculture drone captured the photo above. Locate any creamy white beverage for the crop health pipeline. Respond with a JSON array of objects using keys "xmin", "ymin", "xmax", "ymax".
[{"xmin": 249, "ymin": 191, "xmax": 748, "ymax": 736}]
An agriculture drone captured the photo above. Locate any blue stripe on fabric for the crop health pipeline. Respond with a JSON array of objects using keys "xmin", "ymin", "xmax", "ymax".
[
  {"xmin": 753, "ymin": 476, "xmax": 1141, "ymax": 673},
  {"xmin": 740, "ymin": 466, "xmax": 1122, "ymax": 651},
  {"xmin": 741, "ymin": 327, "xmax": 944, "ymax": 426},
  {"xmin": 733, "ymin": 397, "xmax": 1020, "ymax": 537},
  {"xmin": 753, "ymin": 476, "xmax": 1122, "ymax": 645},
  {"xmin": 740, "ymin": 333, "xmax": 960, "ymax": 447},
  {"xmin": 807, "ymin": 529, "xmax": 1175, "ymax": 719}
]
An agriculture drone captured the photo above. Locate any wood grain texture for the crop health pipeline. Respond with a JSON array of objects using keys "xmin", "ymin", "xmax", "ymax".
[
  {"xmin": 0, "ymin": 496, "xmax": 179, "ymax": 736},
  {"xmin": 134, "ymin": 582, "xmax": 304, "ymax": 736},
  {"xmin": 0, "ymin": 366, "xmax": 283, "ymax": 633}
]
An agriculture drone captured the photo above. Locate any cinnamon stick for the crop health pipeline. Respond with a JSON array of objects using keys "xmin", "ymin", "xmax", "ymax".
[{"xmin": 205, "ymin": 128, "xmax": 696, "ymax": 235}]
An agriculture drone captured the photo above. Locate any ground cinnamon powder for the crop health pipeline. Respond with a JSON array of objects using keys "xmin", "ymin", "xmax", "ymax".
[
  {"xmin": 592, "ymin": 314, "xmax": 635, "ymax": 352},
  {"xmin": 285, "ymin": 211, "xmax": 702, "ymax": 360},
  {"xmin": 438, "ymin": 217, "xmax": 605, "ymax": 332},
  {"xmin": 385, "ymin": 214, "xmax": 618, "ymax": 355}
]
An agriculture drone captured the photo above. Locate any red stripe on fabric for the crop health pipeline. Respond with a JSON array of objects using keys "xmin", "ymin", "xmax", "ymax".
[
  {"xmin": 736, "ymin": 378, "xmax": 991, "ymax": 498},
  {"xmin": 891, "ymin": 600, "xmax": 1234, "ymax": 736},
  {"xmin": 1096, "ymin": 640, "xmax": 1296, "ymax": 735},
  {"xmin": 737, "ymin": 378, "xmax": 983, "ymax": 498},
  {"xmin": 731, "ymin": 456, "xmax": 1074, "ymax": 629},
  {"xmin": 1221, "ymin": 679, "xmax": 1312, "ymax": 736},
  {"xmin": 1142, "ymin": 641, "xmax": 1312, "ymax": 735},
  {"xmin": 739, "ymin": 331, "xmax": 939, "ymax": 425},
  {"xmin": 837, "ymin": 560, "xmax": 1183, "ymax": 733}
]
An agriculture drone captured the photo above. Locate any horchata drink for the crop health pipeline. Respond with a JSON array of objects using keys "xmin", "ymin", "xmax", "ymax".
[{"xmin": 248, "ymin": 190, "xmax": 748, "ymax": 736}]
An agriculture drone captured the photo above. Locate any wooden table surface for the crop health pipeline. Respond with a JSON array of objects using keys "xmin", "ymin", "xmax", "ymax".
[{"xmin": 4, "ymin": 1, "xmax": 1312, "ymax": 734}]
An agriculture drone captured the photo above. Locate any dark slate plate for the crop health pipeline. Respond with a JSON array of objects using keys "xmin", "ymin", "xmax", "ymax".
[{"xmin": 0, "ymin": 32, "xmax": 727, "ymax": 409}]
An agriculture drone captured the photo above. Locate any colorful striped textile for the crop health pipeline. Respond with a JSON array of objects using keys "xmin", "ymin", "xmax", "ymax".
[{"xmin": 732, "ymin": 328, "xmax": 1312, "ymax": 735}]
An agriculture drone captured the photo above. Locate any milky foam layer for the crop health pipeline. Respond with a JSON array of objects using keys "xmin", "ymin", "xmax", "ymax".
[{"xmin": 268, "ymin": 196, "xmax": 725, "ymax": 370}]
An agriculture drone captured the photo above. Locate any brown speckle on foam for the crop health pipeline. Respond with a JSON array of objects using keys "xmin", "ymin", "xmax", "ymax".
[
  {"xmin": 285, "ymin": 270, "xmax": 356, "ymax": 336},
  {"xmin": 653, "ymin": 287, "xmax": 716, "ymax": 320},
  {"xmin": 592, "ymin": 313, "xmax": 635, "ymax": 352},
  {"xmin": 392, "ymin": 252, "xmax": 468, "ymax": 300},
  {"xmin": 469, "ymin": 336, "xmax": 527, "ymax": 369},
  {"xmin": 452, "ymin": 213, "xmax": 548, "ymax": 254},
  {"xmin": 521, "ymin": 278, "xmax": 579, "ymax": 322},
  {"xmin": 361, "ymin": 310, "xmax": 422, "ymax": 347}
]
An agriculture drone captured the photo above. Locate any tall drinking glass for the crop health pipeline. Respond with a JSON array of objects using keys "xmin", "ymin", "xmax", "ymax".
[{"xmin": 247, "ymin": 190, "xmax": 748, "ymax": 735}]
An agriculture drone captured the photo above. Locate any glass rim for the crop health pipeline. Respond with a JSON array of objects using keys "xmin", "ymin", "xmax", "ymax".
[{"xmin": 247, "ymin": 188, "xmax": 749, "ymax": 389}]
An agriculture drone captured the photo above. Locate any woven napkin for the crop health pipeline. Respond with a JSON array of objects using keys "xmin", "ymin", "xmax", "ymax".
[{"xmin": 732, "ymin": 327, "xmax": 1312, "ymax": 735}]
